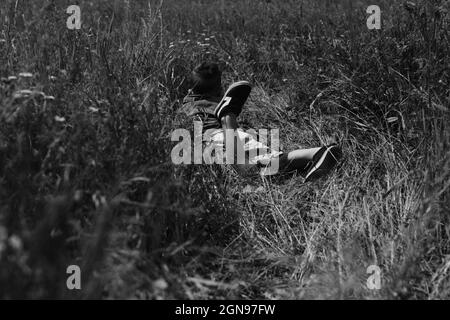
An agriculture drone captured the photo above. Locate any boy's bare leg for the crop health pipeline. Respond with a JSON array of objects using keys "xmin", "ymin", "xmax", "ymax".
[
  {"xmin": 220, "ymin": 113, "xmax": 246, "ymax": 165},
  {"xmin": 220, "ymin": 114, "xmax": 323, "ymax": 174},
  {"xmin": 220, "ymin": 113, "xmax": 239, "ymax": 130},
  {"xmin": 278, "ymin": 147, "xmax": 321, "ymax": 173}
]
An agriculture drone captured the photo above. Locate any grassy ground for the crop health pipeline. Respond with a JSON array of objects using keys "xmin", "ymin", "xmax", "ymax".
[{"xmin": 0, "ymin": 0, "xmax": 449, "ymax": 299}]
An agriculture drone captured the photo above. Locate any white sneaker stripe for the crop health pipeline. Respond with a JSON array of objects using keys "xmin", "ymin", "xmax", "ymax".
[
  {"xmin": 217, "ymin": 97, "xmax": 231, "ymax": 117},
  {"xmin": 215, "ymin": 81, "xmax": 251, "ymax": 118},
  {"xmin": 304, "ymin": 146, "xmax": 333, "ymax": 181}
]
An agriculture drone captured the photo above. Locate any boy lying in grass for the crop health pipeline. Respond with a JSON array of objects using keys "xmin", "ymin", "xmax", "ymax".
[{"xmin": 178, "ymin": 62, "xmax": 341, "ymax": 180}]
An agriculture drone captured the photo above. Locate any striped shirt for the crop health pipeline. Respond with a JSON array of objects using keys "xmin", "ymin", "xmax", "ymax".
[{"xmin": 179, "ymin": 92, "xmax": 222, "ymax": 132}]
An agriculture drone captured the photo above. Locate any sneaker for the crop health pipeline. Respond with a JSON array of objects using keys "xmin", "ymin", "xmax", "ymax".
[
  {"xmin": 214, "ymin": 81, "xmax": 252, "ymax": 119},
  {"xmin": 304, "ymin": 144, "xmax": 342, "ymax": 182}
]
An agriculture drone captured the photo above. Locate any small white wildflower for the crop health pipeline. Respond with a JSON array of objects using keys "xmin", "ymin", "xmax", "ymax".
[
  {"xmin": 89, "ymin": 107, "xmax": 99, "ymax": 112},
  {"xmin": 92, "ymin": 193, "xmax": 106, "ymax": 209},
  {"xmin": 49, "ymin": 76, "xmax": 57, "ymax": 81},
  {"xmin": 19, "ymin": 72, "xmax": 33, "ymax": 78},
  {"xmin": 153, "ymin": 278, "xmax": 168, "ymax": 290},
  {"xmin": 54, "ymin": 115, "xmax": 66, "ymax": 122},
  {"xmin": 8, "ymin": 235, "xmax": 23, "ymax": 251},
  {"xmin": 13, "ymin": 89, "xmax": 33, "ymax": 98},
  {"xmin": 74, "ymin": 190, "xmax": 83, "ymax": 202}
]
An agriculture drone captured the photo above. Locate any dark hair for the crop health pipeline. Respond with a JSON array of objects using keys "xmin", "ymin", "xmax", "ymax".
[{"xmin": 191, "ymin": 62, "xmax": 222, "ymax": 95}]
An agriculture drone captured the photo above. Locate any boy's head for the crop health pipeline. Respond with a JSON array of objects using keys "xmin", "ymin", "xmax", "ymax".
[{"xmin": 191, "ymin": 62, "xmax": 222, "ymax": 95}]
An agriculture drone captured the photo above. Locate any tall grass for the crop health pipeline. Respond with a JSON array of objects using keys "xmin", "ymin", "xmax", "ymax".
[{"xmin": 0, "ymin": 0, "xmax": 449, "ymax": 299}]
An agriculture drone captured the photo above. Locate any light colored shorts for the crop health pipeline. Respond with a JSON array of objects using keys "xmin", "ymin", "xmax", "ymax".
[{"xmin": 203, "ymin": 128, "xmax": 283, "ymax": 175}]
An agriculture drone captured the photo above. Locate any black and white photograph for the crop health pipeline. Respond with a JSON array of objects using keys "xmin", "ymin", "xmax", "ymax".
[{"xmin": 0, "ymin": 0, "xmax": 449, "ymax": 306}]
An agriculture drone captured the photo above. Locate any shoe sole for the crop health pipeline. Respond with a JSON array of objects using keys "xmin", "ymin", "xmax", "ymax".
[
  {"xmin": 215, "ymin": 81, "xmax": 252, "ymax": 119},
  {"xmin": 304, "ymin": 145, "xmax": 341, "ymax": 182}
]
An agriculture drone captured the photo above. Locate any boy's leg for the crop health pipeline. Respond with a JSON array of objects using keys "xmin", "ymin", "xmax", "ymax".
[
  {"xmin": 220, "ymin": 113, "xmax": 239, "ymax": 130},
  {"xmin": 278, "ymin": 147, "xmax": 321, "ymax": 173},
  {"xmin": 220, "ymin": 113, "xmax": 247, "ymax": 165},
  {"xmin": 276, "ymin": 145, "xmax": 342, "ymax": 180},
  {"xmin": 219, "ymin": 112, "xmax": 342, "ymax": 179},
  {"xmin": 216, "ymin": 81, "xmax": 252, "ymax": 165}
]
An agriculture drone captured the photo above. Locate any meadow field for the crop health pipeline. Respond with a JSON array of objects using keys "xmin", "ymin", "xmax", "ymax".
[{"xmin": 0, "ymin": 0, "xmax": 449, "ymax": 299}]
